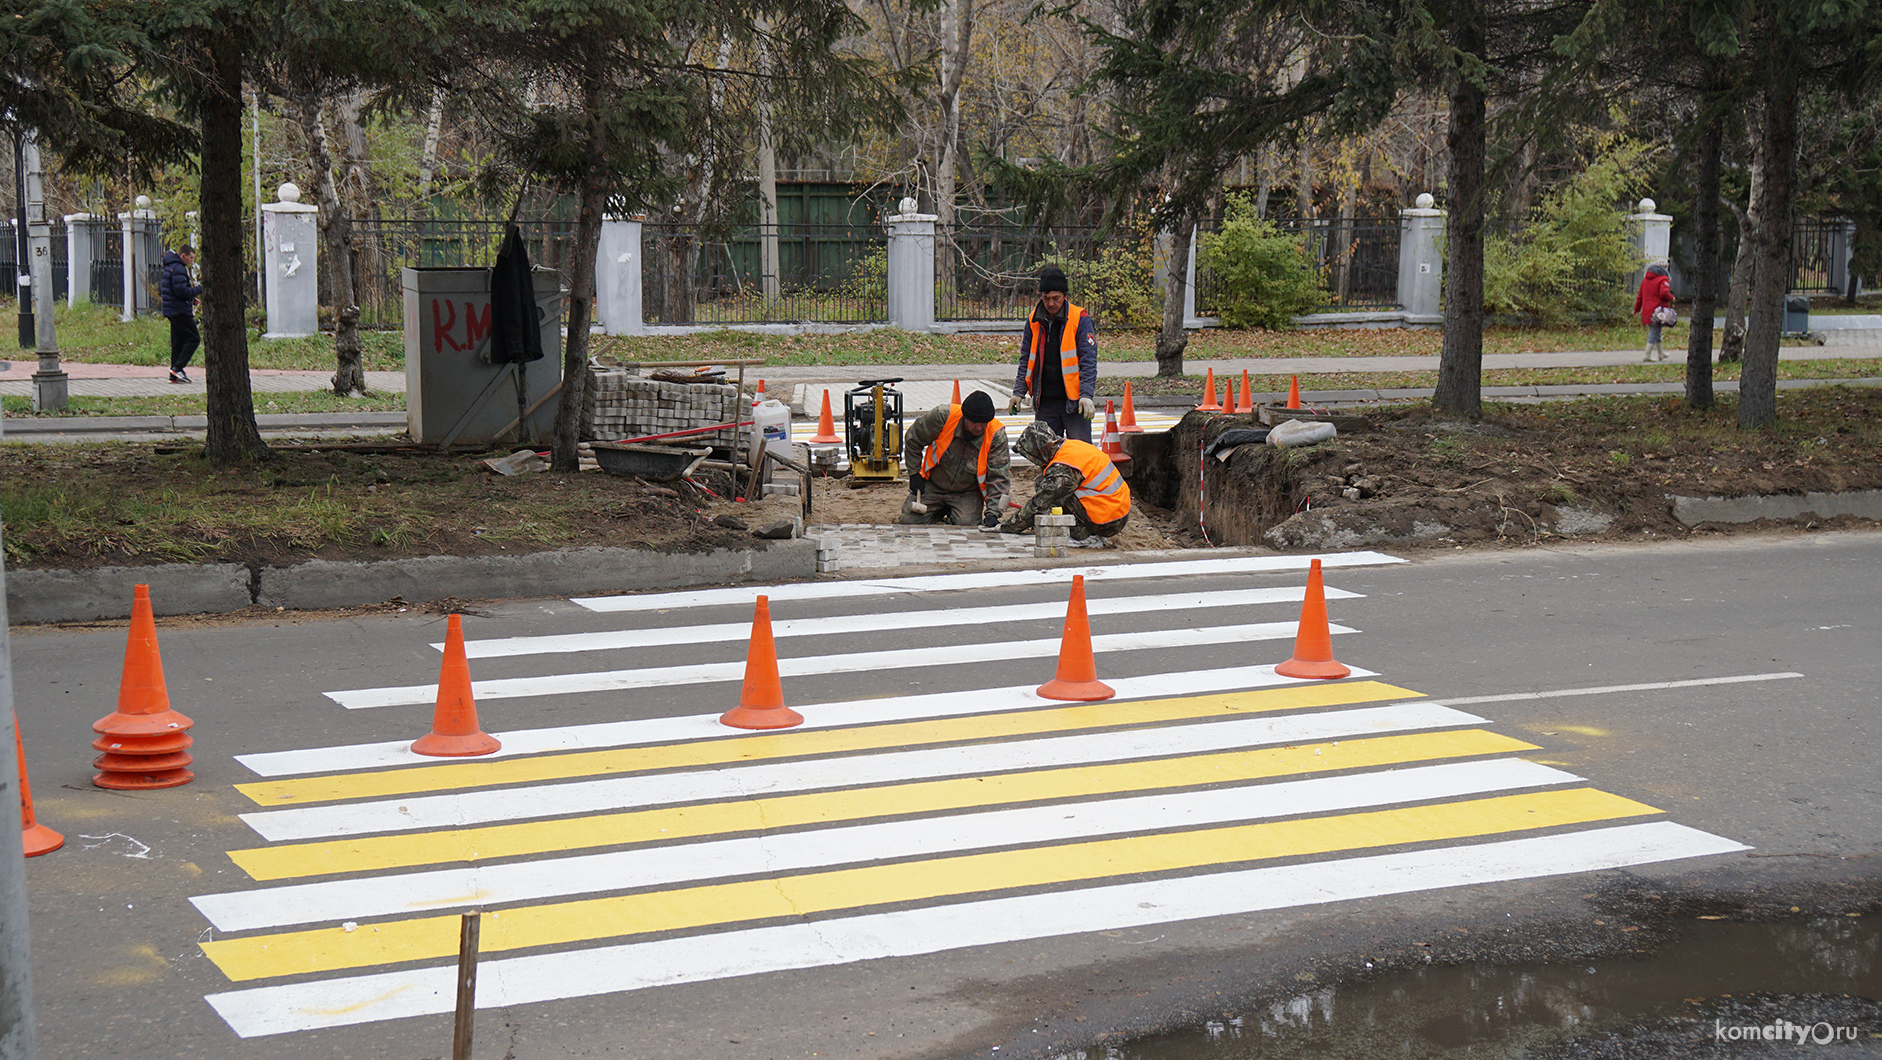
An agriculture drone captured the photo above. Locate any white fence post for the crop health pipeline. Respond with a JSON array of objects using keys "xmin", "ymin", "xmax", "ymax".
[
  {"xmin": 1184, "ymin": 227, "xmax": 1201, "ymax": 328},
  {"xmin": 594, "ymin": 214, "xmax": 645, "ymax": 335},
  {"xmin": 1629, "ymin": 198, "xmax": 1673, "ymax": 283},
  {"xmin": 1397, "ymin": 193, "xmax": 1445, "ymax": 324},
  {"xmin": 886, "ymin": 197, "xmax": 937, "ymax": 332},
  {"xmin": 62, "ymin": 214, "xmax": 91, "ymax": 304},
  {"xmin": 260, "ymin": 183, "xmax": 319, "ymax": 338}
]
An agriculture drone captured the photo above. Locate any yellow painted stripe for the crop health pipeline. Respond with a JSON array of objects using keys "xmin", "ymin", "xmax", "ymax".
[
  {"xmin": 237, "ymin": 681, "xmax": 1423, "ymax": 807},
  {"xmin": 203, "ymin": 787, "xmax": 1651, "ymax": 981},
  {"xmin": 229, "ymin": 728, "xmax": 1535, "ymax": 881}
]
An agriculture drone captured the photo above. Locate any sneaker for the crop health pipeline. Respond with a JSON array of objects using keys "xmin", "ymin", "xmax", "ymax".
[{"xmin": 169, "ymin": 370, "xmax": 190, "ymax": 384}]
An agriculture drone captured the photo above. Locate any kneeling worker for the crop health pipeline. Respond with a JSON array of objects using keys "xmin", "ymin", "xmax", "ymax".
[
  {"xmin": 899, "ymin": 389, "xmax": 1012, "ymax": 526},
  {"xmin": 1000, "ymin": 421, "xmax": 1131, "ymax": 543}
]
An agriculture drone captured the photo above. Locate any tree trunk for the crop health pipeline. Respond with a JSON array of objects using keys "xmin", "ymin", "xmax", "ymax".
[
  {"xmin": 1253, "ymin": 144, "xmax": 1273, "ymax": 218},
  {"xmin": 1155, "ymin": 211, "xmax": 1197, "ymax": 377},
  {"xmin": 1433, "ymin": 2, "xmax": 1487, "ymax": 418},
  {"xmin": 296, "ymin": 93, "xmax": 369, "ymax": 397},
  {"xmin": 201, "ymin": 26, "xmax": 270, "ymax": 463},
  {"xmin": 1718, "ymin": 194, "xmax": 1753, "ymax": 364},
  {"xmin": 1683, "ymin": 74, "xmax": 1723, "ymax": 412},
  {"xmin": 1739, "ymin": 54, "xmax": 1800, "ymax": 430},
  {"xmin": 934, "ymin": 0, "xmax": 973, "ymax": 228},
  {"xmin": 550, "ymin": 75, "xmax": 608, "ymax": 473},
  {"xmin": 416, "ymin": 88, "xmax": 445, "ymax": 218}
]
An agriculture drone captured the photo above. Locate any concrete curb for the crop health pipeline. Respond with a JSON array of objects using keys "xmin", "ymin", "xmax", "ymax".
[
  {"xmin": 6, "ymin": 540, "xmax": 817, "ymax": 624},
  {"xmin": 3, "ymin": 411, "xmax": 408, "ymax": 435}
]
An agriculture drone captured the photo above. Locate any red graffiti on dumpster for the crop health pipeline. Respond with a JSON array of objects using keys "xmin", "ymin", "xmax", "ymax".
[{"xmin": 429, "ymin": 298, "xmax": 493, "ymax": 353}]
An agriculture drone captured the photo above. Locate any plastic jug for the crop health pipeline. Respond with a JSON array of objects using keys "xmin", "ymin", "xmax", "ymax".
[{"xmin": 748, "ymin": 399, "xmax": 791, "ymax": 463}]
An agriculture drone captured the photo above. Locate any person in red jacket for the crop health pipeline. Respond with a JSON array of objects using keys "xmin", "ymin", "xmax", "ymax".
[{"xmin": 1634, "ymin": 262, "xmax": 1675, "ymax": 362}]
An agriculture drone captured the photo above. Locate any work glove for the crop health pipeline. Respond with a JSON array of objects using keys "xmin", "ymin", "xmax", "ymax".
[
  {"xmin": 981, "ymin": 504, "xmax": 1000, "ymax": 529},
  {"xmin": 1076, "ymin": 396, "xmax": 1096, "ymax": 420},
  {"xmin": 907, "ymin": 471, "xmax": 927, "ymax": 495},
  {"xmin": 1008, "ymin": 394, "xmax": 1024, "ymax": 415}
]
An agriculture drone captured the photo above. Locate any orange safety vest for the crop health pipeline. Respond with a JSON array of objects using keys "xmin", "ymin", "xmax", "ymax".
[
  {"xmin": 1026, "ymin": 303, "xmax": 1087, "ymax": 401},
  {"xmin": 919, "ymin": 405, "xmax": 1005, "ymax": 494},
  {"xmin": 1051, "ymin": 439, "xmax": 1130, "ymax": 524}
]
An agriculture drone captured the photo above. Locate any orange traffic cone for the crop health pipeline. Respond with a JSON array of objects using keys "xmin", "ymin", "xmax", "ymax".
[
  {"xmin": 412, "ymin": 615, "xmax": 502, "ymax": 757},
  {"xmin": 809, "ymin": 390, "xmax": 841, "ymax": 444},
  {"xmin": 719, "ymin": 596, "xmax": 804, "ymax": 729},
  {"xmin": 15, "ymin": 726, "xmax": 62, "ymax": 857},
  {"xmin": 1224, "ymin": 375, "xmax": 1239, "ymax": 414},
  {"xmin": 1101, "ymin": 400, "xmax": 1131, "ymax": 466},
  {"xmin": 1118, "ymin": 381, "xmax": 1143, "ymax": 434},
  {"xmin": 1037, "ymin": 576, "xmax": 1115, "ymax": 702},
  {"xmin": 754, "ymin": 379, "xmax": 767, "ymax": 404},
  {"xmin": 1275, "ymin": 559, "xmax": 1352, "ymax": 680},
  {"xmin": 1196, "ymin": 368, "xmax": 1223, "ymax": 412},
  {"xmin": 92, "ymin": 584, "xmax": 194, "ymax": 789},
  {"xmin": 1239, "ymin": 370, "xmax": 1256, "ymax": 413},
  {"xmin": 951, "ymin": 379, "xmax": 961, "ymax": 405},
  {"xmin": 1286, "ymin": 375, "xmax": 1301, "ymax": 410}
]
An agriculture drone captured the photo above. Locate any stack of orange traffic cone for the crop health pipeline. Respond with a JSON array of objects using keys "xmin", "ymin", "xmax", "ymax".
[
  {"xmin": 809, "ymin": 390, "xmax": 841, "ymax": 444},
  {"xmin": 1101, "ymin": 400, "xmax": 1130, "ymax": 466},
  {"xmin": 951, "ymin": 379, "xmax": 961, "ymax": 405},
  {"xmin": 15, "ymin": 726, "xmax": 62, "ymax": 857},
  {"xmin": 1196, "ymin": 369, "xmax": 1223, "ymax": 412},
  {"xmin": 1118, "ymin": 381, "xmax": 1143, "ymax": 434},
  {"xmin": 1037, "ymin": 576, "xmax": 1115, "ymax": 701},
  {"xmin": 1286, "ymin": 375, "xmax": 1302, "ymax": 410},
  {"xmin": 1239, "ymin": 370, "xmax": 1256, "ymax": 413},
  {"xmin": 91, "ymin": 585, "xmax": 194, "ymax": 789},
  {"xmin": 412, "ymin": 615, "xmax": 502, "ymax": 757},
  {"xmin": 720, "ymin": 596, "xmax": 804, "ymax": 729},
  {"xmin": 1275, "ymin": 559, "xmax": 1352, "ymax": 680}
]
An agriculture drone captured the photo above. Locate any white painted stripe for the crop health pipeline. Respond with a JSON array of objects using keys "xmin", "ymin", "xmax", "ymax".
[
  {"xmin": 196, "ymin": 759, "xmax": 1577, "ymax": 932},
  {"xmin": 454, "ymin": 586, "xmax": 1363, "ymax": 659},
  {"xmin": 238, "ymin": 702, "xmax": 1481, "ymax": 842},
  {"xmin": 204, "ymin": 822, "xmax": 1747, "ymax": 1037},
  {"xmin": 241, "ymin": 663, "xmax": 1377, "ymax": 777},
  {"xmin": 571, "ymin": 552, "xmax": 1405, "ymax": 612},
  {"xmin": 325, "ymin": 620, "xmax": 1356, "ymax": 710},
  {"xmin": 1442, "ymin": 672, "xmax": 1805, "ymax": 705}
]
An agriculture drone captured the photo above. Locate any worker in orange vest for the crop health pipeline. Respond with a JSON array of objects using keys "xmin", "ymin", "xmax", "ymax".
[
  {"xmin": 1009, "ymin": 265, "xmax": 1097, "ymax": 444},
  {"xmin": 1000, "ymin": 422, "xmax": 1130, "ymax": 547},
  {"xmin": 898, "ymin": 390, "xmax": 1012, "ymax": 526}
]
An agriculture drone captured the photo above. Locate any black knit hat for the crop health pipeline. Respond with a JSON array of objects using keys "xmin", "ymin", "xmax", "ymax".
[
  {"xmin": 1037, "ymin": 265, "xmax": 1069, "ymax": 294},
  {"xmin": 961, "ymin": 390, "xmax": 996, "ymax": 423}
]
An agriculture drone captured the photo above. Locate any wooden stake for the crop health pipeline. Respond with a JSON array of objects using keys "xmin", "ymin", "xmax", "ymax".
[{"xmin": 453, "ymin": 911, "xmax": 481, "ymax": 1060}]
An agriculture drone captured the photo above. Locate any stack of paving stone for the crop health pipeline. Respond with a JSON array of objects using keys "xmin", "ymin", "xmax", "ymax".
[
  {"xmin": 1033, "ymin": 512, "xmax": 1074, "ymax": 558},
  {"xmin": 813, "ymin": 537, "xmax": 842, "ymax": 574},
  {"xmin": 581, "ymin": 368, "xmax": 742, "ymax": 445}
]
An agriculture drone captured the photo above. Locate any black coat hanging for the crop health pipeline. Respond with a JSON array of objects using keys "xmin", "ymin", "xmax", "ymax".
[{"xmin": 489, "ymin": 224, "xmax": 545, "ymax": 364}]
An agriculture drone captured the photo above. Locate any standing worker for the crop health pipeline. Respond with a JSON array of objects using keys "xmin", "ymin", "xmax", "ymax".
[
  {"xmin": 160, "ymin": 245, "xmax": 203, "ymax": 383},
  {"xmin": 900, "ymin": 390, "xmax": 1012, "ymax": 527},
  {"xmin": 1010, "ymin": 264, "xmax": 1097, "ymax": 443},
  {"xmin": 1000, "ymin": 422, "xmax": 1130, "ymax": 547}
]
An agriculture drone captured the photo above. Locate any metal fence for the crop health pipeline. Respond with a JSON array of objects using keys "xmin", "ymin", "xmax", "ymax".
[
  {"xmin": 349, "ymin": 218, "xmax": 584, "ymax": 329},
  {"xmin": 936, "ymin": 225, "xmax": 1104, "ymax": 322},
  {"xmin": 640, "ymin": 222, "xmax": 884, "ymax": 325},
  {"xmin": 1790, "ymin": 218, "xmax": 1852, "ymax": 294},
  {"xmin": 1, "ymin": 221, "xmax": 71, "ymax": 304},
  {"xmin": 1193, "ymin": 216, "xmax": 1401, "ymax": 317}
]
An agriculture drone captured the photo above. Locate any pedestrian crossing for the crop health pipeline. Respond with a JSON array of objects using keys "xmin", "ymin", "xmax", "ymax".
[{"xmin": 192, "ymin": 552, "xmax": 1748, "ymax": 1039}]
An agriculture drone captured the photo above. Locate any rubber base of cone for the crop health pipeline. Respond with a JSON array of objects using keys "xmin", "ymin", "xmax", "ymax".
[
  {"xmin": 92, "ymin": 732, "xmax": 193, "ymax": 755},
  {"xmin": 22, "ymin": 823, "xmax": 63, "ymax": 857},
  {"xmin": 92, "ymin": 709, "xmax": 193, "ymax": 737},
  {"xmin": 718, "ymin": 704, "xmax": 805, "ymax": 729},
  {"xmin": 1036, "ymin": 677, "xmax": 1115, "ymax": 701},
  {"xmin": 93, "ymin": 750, "xmax": 195, "ymax": 772},
  {"xmin": 411, "ymin": 731, "xmax": 502, "ymax": 757},
  {"xmin": 1275, "ymin": 657, "xmax": 1352, "ymax": 680},
  {"xmin": 93, "ymin": 768, "xmax": 194, "ymax": 790}
]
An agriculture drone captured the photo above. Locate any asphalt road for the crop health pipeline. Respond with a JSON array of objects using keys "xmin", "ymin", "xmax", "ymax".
[{"xmin": 9, "ymin": 530, "xmax": 1879, "ymax": 1059}]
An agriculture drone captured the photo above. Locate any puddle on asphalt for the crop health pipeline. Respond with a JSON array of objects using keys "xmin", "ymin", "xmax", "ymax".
[{"xmin": 1058, "ymin": 917, "xmax": 1879, "ymax": 1059}]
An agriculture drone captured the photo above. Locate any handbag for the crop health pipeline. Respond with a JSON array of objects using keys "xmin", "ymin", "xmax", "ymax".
[{"xmin": 1651, "ymin": 305, "xmax": 1677, "ymax": 326}]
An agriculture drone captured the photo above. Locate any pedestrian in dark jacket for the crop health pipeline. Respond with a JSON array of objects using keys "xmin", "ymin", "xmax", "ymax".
[
  {"xmin": 1634, "ymin": 262, "xmax": 1675, "ymax": 363},
  {"xmin": 160, "ymin": 247, "xmax": 203, "ymax": 383}
]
